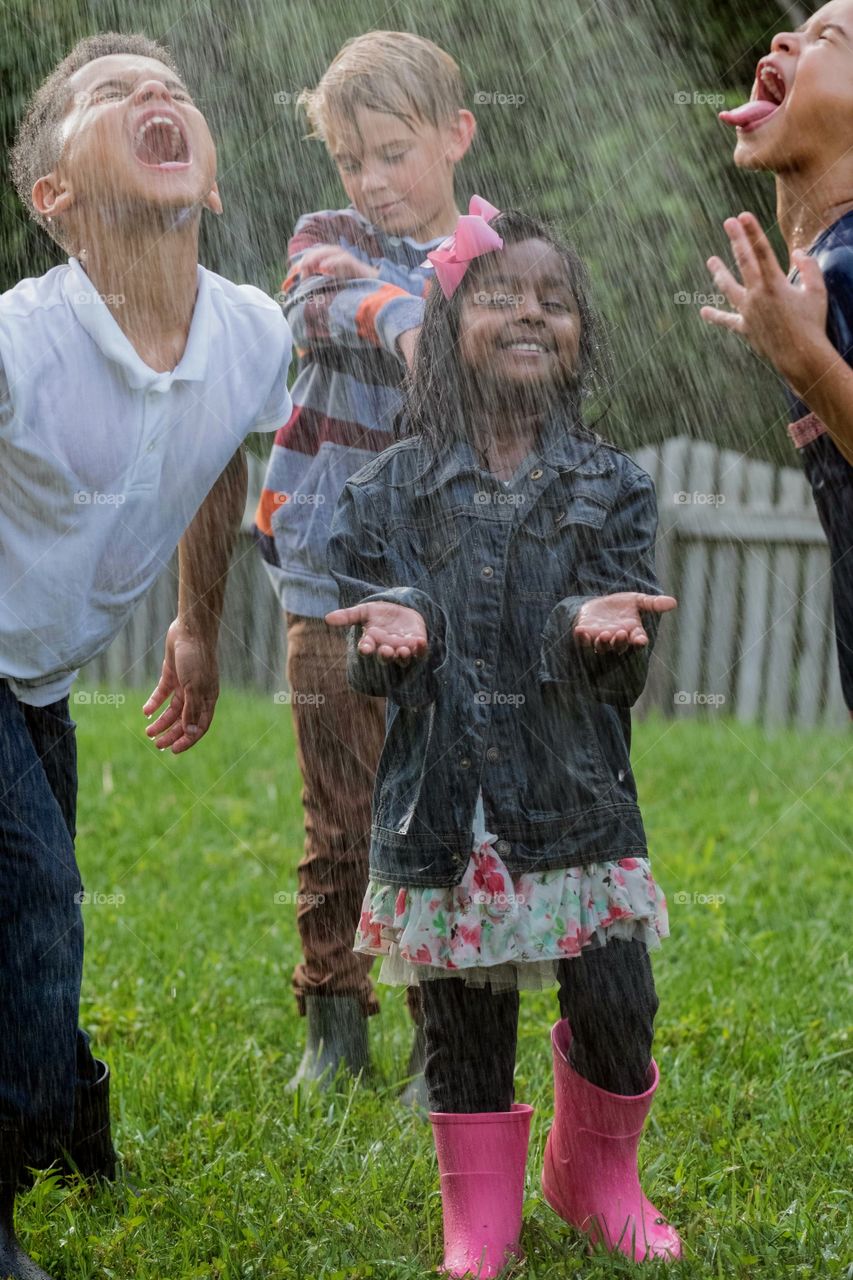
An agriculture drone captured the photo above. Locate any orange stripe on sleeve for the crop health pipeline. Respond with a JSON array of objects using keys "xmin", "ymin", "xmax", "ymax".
[
  {"xmin": 255, "ymin": 487, "xmax": 288, "ymax": 537},
  {"xmin": 354, "ymin": 283, "xmax": 408, "ymax": 345}
]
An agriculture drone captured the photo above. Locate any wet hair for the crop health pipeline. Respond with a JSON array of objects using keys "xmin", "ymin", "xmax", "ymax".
[
  {"xmin": 402, "ymin": 209, "xmax": 612, "ymax": 461},
  {"xmin": 298, "ymin": 31, "xmax": 465, "ymax": 154},
  {"xmin": 10, "ymin": 32, "xmax": 182, "ymax": 249}
]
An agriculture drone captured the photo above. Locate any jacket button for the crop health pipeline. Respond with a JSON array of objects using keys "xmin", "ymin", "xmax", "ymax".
[
  {"xmin": 495, "ymin": 839, "xmax": 511, "ymax": 855},
  {"xmin": 460, "ymin": 757, "xmax": 471, "ymax": 769},
  {"xmin": 530, "ymin": 468, "xmax": 543, "ymax": 480},
  {"xmin": 481, "ymin": 565, "xmax": 494, "ymax": 578},
  {"xmin": 486, "ymin": 746, "xmax": 500, "ymax": 763},
  {"xmin": 474, "ymin": 658, "xmax": 485, "ymax": 668}
]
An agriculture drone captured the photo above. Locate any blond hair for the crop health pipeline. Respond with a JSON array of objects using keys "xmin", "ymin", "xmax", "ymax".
[{"xmin": 299, "ymin": 31, "xmax": 465, "ymax": 151}]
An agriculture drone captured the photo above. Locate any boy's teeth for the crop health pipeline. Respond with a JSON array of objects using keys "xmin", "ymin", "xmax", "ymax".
[{"xmin": 134, "ymin": 116, "xmax": 185, "ymax": 162}]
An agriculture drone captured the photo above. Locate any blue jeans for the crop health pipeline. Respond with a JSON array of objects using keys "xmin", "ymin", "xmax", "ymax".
[
  {"xmin": 0, "ymin": 679, "xmax": 97, "ymax": 1167},
  {"xmin": 800, "ymin": 433, "xmax": 853, "ymax": 710}
]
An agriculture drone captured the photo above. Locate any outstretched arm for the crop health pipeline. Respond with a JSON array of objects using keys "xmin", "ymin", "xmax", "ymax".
[
  {"xmin": 539, "ymin": 471, "xmax": 676, "ymax": 706},
  {"xmin": 282, "ymin": 214, "xmax": 426, "ymax": 365},
  {"xmin": 573, "ymin": 591, "xmax": 677, "ymax": 655},
  {"xmin": 326, "ymin": 482, "xmax": 449, "ymax": 707},
  {"xmin": 143, "ymin": 447, "xmax": 248, "ymax": 752},
  {"xmin": 325, "ymin": 598, "xmax": 428, "ymax": 663}
]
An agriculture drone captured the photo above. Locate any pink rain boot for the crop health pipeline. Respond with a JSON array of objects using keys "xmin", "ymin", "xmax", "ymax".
[
  {"xmin": 542, "ymin": 1019, "xmax": 681, "ymax": 1262},
  {"xmin": 430, "ymin": 1103, "xmax": 534, "ymax": 1278}
]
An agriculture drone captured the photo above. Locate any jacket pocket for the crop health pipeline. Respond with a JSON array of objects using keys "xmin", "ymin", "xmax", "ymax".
[
  {"xmin": 524, "ymin": 684, "xmax": 636, "ymax": 811},
  {"xmin": 512, "ymin": 492, "xmax": 610, "ymax": 602},
  {"xmin": 522, "ymin": 492, "xmax": 610, "ymax": 539},
  {"xmin": 416, "ymin": 523, "xmax": 462, "ymax": 572},
  {"xmin": 390, "ymin": 509, "xmax": 478, "ymax": 579}
]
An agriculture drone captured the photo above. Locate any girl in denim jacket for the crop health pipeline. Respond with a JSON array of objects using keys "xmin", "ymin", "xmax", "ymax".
[{"xmin": 326, "ymin": 199, "xmax": 680, "ymax": 1273}]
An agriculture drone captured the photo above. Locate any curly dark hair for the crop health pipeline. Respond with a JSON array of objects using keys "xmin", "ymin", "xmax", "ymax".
[
  {"xmin": 10, "ymin": 32, "xmax": 182, "ymax": 249},
  {"xmin": 401, "ymin": 209, "xmax": 613, "ymax": 463}
]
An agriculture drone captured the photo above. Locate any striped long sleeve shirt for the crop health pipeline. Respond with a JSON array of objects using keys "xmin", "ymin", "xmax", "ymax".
[{"xmin": 252, "ymin": 205, "xmax": 442, "ymax": 618}]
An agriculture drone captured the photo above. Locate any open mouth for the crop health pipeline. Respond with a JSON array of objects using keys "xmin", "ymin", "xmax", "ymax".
[
  {"xmin": 132, "ymin": 113, "xmax": 191, "ymax": 169},
  {"xmin": 719, "ymin": 59, "xmax": 787, "ymax": 132}
]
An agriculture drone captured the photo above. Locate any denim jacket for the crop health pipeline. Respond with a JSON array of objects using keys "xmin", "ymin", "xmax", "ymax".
[{"xmin": 326, "ymin": 410, "xmax": 667, "ymax": 888}]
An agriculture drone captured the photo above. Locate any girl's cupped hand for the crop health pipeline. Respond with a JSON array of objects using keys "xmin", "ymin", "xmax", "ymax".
[
  {"xmin": 573, "ymin": 592, "xmax": 677, "ymax": 655},
  {"xmin": 325, "ymin": 601, "xmax": 428, "ymax": 664}
]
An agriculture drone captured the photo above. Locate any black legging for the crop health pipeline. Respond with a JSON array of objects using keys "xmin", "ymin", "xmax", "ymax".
[{"xmin": 420, "ymin": 938, "xmax": 659, "ymax": 1112}]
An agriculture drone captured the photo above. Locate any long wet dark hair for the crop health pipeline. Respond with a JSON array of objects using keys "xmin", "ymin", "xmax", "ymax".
[{"xmin": 399, "ymin": 209, "xmax": 613, "ymax": 463}]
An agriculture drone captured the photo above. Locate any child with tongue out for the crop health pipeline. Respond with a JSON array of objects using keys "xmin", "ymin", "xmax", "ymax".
[
  {"xmin": 701, "ymin": 0, "xmax": 853, "ymax": 717},
  {"xmin": 0, "ymin": 32, "xmax": 292, "ymax": 1278}
]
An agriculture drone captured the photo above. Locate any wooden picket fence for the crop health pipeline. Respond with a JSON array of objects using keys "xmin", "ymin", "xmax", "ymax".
[
  {"xmin": 634, "ymin": 437, "xmax": 847, "ymax": 729},
  {"xmin": 81, "ymin": 440, "xmax": 848, "ymax": 729}
]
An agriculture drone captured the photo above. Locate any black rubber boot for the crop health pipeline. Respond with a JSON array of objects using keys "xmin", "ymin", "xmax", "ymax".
[
  {"xmin": 286, "ymin": 995, "xmax": 370, "ymax": 1091},
  {"xmin": 58, "ymin": 1059, "xmax": 118, "ymax": 1183},
  {"xmin": 0, "ymin": 1135, "xmax": 55, "ymax": 1280},
  {"xmin": 400, "ymin": 1023, "xmax": 429, "ymax": 1112}
]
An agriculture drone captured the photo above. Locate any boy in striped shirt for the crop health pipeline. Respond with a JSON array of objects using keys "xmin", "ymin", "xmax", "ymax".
[{"xmin": 253, "ymin": 31, "xmax": 476, "ymax": 1097}]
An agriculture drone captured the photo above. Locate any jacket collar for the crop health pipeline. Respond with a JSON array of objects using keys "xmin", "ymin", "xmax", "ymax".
[{"xmin": 411, "ymin": 404, "xmax": 614, "ymax": 495}]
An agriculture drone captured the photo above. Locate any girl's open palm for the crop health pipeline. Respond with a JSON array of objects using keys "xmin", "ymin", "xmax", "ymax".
[
  {"xmin": 325, "ymin": 601, "xmax": 428, "ymax": 664},
  {"xmin": 574, "ymin": 592, "xmax": 677, "ymax": 655}
]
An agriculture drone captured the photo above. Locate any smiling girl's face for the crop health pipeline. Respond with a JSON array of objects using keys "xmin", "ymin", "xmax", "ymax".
[{"xmin": 458, "ymin": 238, "xmax": 582, "ymax": 406}]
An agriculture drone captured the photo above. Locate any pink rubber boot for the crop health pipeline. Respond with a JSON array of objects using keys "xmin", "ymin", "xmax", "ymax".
[
  {"xmin": 542, "ymin": 1019, "xmax": 681, "ymax": 1262},
  {"xmin": 430, "ymin": 1103, "xmax": 534, "ymax": 1278}
]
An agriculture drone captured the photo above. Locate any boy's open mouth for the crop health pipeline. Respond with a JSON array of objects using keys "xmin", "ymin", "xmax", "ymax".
[
  {"xmin": 132, "ymin": 111, "xmax": 192, "ymax": 169},
  {"xmin": 719, "ymin": 59, "xmax": 787, "ymax": 131}
]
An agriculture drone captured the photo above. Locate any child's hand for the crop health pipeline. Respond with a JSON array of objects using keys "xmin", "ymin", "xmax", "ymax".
[
  {"xmin": 573, "ymin": 592, "xmax": 677, "ymax": 655},
  {"xmin": 297, "ymin": 245, "xmax": 380, "ymax": 282},
  {"xmin": 325, "ymin": 601, "xmax": 428, "ymax": 664},
  {"xmin": 701, "ymin": 212, "xmax": 830, "ymax": 386},
  {"xmin": 142, "ymin": 619, "xmax": 220, "ymax": 753}
]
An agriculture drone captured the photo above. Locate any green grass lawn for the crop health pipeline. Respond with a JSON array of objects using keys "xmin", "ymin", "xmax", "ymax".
[{"xmin": 16, "ymin": 688, "xmax": 852, "ymax": 1279}]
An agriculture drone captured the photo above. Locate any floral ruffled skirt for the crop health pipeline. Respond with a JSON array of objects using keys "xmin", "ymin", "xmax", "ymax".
[{"xmin": 354, "ymin": 793, "xmax": 669, "ymax": 992}]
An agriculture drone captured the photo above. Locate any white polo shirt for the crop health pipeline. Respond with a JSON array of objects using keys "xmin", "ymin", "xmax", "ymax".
[{"xmin": 0, "ymin": 255, "xmax": 292, "ymax": 706}]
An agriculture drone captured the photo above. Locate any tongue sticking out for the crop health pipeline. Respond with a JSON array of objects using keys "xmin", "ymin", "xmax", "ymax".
[{"xmin": 719, "ymin": 100, "xmax": 779, "ymax": 129}]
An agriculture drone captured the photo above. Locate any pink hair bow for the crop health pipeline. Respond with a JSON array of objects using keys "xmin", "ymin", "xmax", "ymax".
[{"xmin": 422, "ymin": 194, "xmax": 503, "ymax": 299}]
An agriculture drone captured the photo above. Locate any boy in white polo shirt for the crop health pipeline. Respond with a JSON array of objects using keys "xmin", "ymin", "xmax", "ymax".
[{"xmin": 0, "ymin": 32, "xmax": 291, "ymax": 1277}]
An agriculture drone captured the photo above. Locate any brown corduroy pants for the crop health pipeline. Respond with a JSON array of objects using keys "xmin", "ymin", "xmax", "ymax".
[{"xmin": 285, "ymin": 612, "xmax": 421, "ymax": 1025}]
